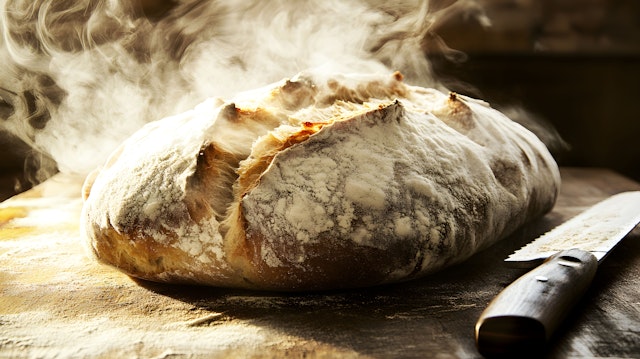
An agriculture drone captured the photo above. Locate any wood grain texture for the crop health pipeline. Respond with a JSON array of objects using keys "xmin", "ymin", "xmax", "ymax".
[
  {"xmin": 476, "ymin": 249, "xmax": 598, "ymax": 357},
  {"xmin": 0, "ymin": 167, "xmax": 639, "ymax": 358}
]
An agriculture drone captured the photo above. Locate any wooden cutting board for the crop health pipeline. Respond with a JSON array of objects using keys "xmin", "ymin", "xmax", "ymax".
[{"xmin": 1, "ymin": 168, "xmax": 639, "ymax": 358}]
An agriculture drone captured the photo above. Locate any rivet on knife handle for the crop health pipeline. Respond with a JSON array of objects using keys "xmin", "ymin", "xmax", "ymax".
[{"xmin": 475, "ymin": 248, "xmax": 598, "ymax": 357}]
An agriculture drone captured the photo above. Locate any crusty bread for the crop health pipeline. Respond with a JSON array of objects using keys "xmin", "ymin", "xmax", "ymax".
[{"xmin": 81, "ymin": 71, "xmax": 560, "ymax": 290}]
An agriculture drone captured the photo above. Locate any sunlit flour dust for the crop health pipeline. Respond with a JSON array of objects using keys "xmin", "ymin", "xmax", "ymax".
[{"xmin": 0, "ymin": 0, "xmax": 487, "ymax": 179}]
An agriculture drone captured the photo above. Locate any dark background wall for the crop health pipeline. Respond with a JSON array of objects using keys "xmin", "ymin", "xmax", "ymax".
[
  {"xmin": 430, "ymin": 0, "xmax": 640, "ymax": 182},
  {"xmin": 0, "ymin": 136, "xmax": 30, "ymax": 201},
  {"xmin": 1, "ymin": 0, "xmax": 639, "ymax": 201}
]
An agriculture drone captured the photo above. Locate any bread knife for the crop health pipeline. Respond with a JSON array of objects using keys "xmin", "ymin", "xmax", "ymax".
[{"xmin": 475, "ymin": 191, "xmax": 640, "ymax": 357}]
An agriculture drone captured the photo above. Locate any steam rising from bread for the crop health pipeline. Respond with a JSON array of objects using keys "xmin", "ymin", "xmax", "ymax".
[{"xmin": 0, "ymin": 0, "xmax": 484, "ymax": 178}]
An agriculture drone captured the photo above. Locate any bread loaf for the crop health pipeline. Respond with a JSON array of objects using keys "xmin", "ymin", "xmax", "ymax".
[{"xmin": 81, "ymin": 71, "xmax": 560, "ymax": 290}]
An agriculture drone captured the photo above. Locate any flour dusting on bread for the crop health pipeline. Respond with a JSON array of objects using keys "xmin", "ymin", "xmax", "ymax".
[{"xmin": 82, "ymin": 71, "xmax": 560, "ymax": 290}]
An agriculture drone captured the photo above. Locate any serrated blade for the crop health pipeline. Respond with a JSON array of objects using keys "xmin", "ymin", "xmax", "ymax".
[{"xmin": 506, "ymin": 191, "xmax": 640, "ymax": 267}]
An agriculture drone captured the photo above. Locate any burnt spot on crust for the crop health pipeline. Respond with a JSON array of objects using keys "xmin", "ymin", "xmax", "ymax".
[
  {"xmin": 220, "ymin": 103, "xmax": 240, "ymax": 122},
  {"xmin": 490, "ymin": 158, "xmax": 522, "ymax": 195},
  {"xmin": 393, "ymin": 71, "xmax": 404, "ymax": 82},
  {"xmin": 218, "ymin": 102, "xmax": 283, "ymax": 132}
]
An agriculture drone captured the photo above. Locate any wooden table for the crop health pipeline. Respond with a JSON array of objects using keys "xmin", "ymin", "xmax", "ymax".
[{"xmin": 1, "ymin": 168, "xmax": 639, "ymax": 358}]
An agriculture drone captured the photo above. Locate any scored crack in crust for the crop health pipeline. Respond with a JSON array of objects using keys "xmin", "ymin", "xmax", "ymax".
[{"xmin": 81, "ymin": 71, "xmax": 560, "ymax": 291}]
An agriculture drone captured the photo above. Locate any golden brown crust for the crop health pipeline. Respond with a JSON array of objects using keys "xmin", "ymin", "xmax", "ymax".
[
  {"xmin": 229, "ymin": 100, "xmax": 559, "ymax": 290},
  {"xmin": 185, "ymin": 143, "xmax": 240, "ymax": 222},
  {"xmin": 89, "ymin": 226, "xmax": 176, "ymax": 280},
  {"xmin": 88, "ymin": 225, "xmax": 242, "ymax": 286},
  {"xmin": 82, "ymin": 71, "xmax": 561, "ymax": 291}
]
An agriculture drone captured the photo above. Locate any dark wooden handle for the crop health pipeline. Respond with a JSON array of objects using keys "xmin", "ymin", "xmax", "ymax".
[{"xmin": 475, "ymin": 248, "xmax": 598, "ymax": 357}]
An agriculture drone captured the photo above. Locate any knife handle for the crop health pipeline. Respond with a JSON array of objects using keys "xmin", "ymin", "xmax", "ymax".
[{"xmin": 475, "ymin": 248, "xmax": 598, "ymax": 357}]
